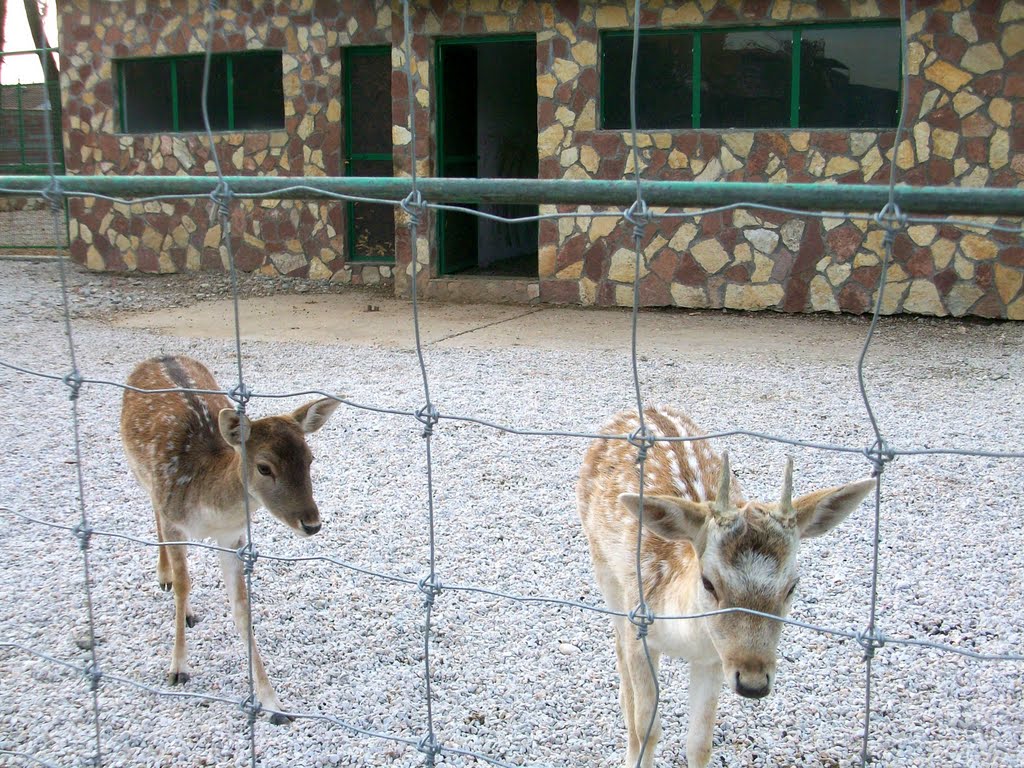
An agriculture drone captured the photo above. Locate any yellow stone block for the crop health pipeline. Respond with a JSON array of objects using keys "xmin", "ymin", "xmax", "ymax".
[
  {"xmin": 961, "ymin": 43, "xmax": 1004, "ymax": 75},
  {"xmin": 924, "ymin": 60, "xmax": 972, "ymax": 92},
  {"xmin": 668, "ymin": 149, "xmax": 688, "ymax": 169},
  {"xmin": 575, "ymin": 99, "xmax": 597, "ymax": 131},
  {"xmin": 572, "ymin": 41, "xmax": 597, "ymax": 67},
  {"xmin": 933, "ymin": 238, "xmax": 956, "ymax": 269},
  {"xmin": 538, "ymin": 123, "xmax": 566, "ymax": 158},
  {"xmin": 961, "ymin": 234, "xmax": 998, "ymax": 261},
  {"xmin": 537, "ymin": 73, "xmax": 557, "ymax": 98},
  {"xmin": 580, "ymin": 145, "xmax": 600, "ymax": 174},
  {"xmin": 580, "ymin": 277, "xmax": 597, "ymax": 306},
  {"xmin": 589, "ymin": 214, "xmax": 618, "ymax": 242},
  {"xmin": 904, "ymin": 280, "xmax": 946, "ymax": 316},
  {"xmin": 662, "ymin": 3, "xmax": 702, "ymax": 25},
  {"xmin": 809, "ymin": 275, "xmax": 839, "ymax": 312},
  {"xmin": 691, "ymin": 238, "xmax": 729, "ymax": 274},
  {"xmin": 932, "ymin": 128, "xmax": 959, "ymax": 159},
  {"xmin": 989, "ymin": 98, "xmax": 1013, "ymax": 128},
  {"xmin": 596, "ymin": 5, "xmax": 628, "ymax": 28},
  {"xmin": 670, "ymin": 284, "xmax": 709, "ymax": 308},
  {"xmin": 824, "ymin": 156, "xmax": 858, "ymax": 176},
  {"xmin": 1003, "ymin": 24, "xmax": 1024, "ymax": 57},
  {"xmin": 556, "ymin": 261, "xmax": 584, "ymax": 280},
  {"xmin": 908, "ymin": 225, "xmax": 937, "ymax": 246},
  {"xmin": 995, "ymin": 265, "xmax": 1024, "ymax": 304},
  {"xmin": 990, "ymin": 129, "xmax": 1010, "ymax": 170},
  {"xmin": 726, "ymin": 284, "xmax": 784, "ymax": 310},
  {"xmin": 552, "ymin": 57, "xmax": 580, "ymax": 83},
  {"xmin": 539, "ymin": 244, "xmax": 557, "ymax": 277},
  {"xmin": 1007, "ymin": 297, "xmax": 1024, "ymax": 320},
  {"xmin": 609, "ymin": 248, "xmax": 646, "ymax": 283}
]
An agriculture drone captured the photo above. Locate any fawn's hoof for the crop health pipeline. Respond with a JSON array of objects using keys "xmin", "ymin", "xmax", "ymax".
[
  {"xmin": 185, "ymin": 613, "xmax": 198, "ymax": 628},
  {"xmin": 167, "ymin": 670, "xmax": 190, "ymax": 685},
  {"xmin": 269, "ymin": 712, "xmax": 294, "ymax": 726},
  {"xmin": 159, "ymin": 581, "xmax": 172, "ymax": 592}
]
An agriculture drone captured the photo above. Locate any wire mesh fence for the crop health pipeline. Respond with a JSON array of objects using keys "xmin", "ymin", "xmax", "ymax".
[{"xmin": 0, "ymin": 0, "xmax": 1022, "ymax": 766}]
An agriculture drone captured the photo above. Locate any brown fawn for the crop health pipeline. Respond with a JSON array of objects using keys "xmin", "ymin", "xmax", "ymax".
[
  {"xmin": 120, "ymin": 355, "xmax": 339, "ymax": 723},
  {"xmin": 578, "ymin": 406, "xmax": 873, "ymax": 767}
]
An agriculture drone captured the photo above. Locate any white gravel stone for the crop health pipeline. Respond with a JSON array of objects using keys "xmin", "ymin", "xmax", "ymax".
[{"xmin": 0, "ymin": 259, "xmax": 1022, "ymax": 767}]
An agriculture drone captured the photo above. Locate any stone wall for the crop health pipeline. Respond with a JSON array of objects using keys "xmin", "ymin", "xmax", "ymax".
[
  {"xmin": 59, "ymin": 0, "xmax": 1024, "ymax": 318},
  {"xmin": 58, "ymin": 0, "xmax": 394, "ymax": 286},
  {"xmin": 520, "ymin": 0, "xmax": 1024, "ymax": 318}
]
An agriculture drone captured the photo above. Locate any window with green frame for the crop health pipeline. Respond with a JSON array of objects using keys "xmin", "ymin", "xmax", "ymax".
[
  {"xmin": 602, "ymin": 23, "xmax": 901, "ymax": 130},
  {"xmin": 117, "ymin": 51, "xmax": 284, "ymax": 133}
]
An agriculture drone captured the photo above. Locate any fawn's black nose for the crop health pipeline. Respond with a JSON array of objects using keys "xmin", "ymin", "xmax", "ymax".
[
  {"xmin": 735, "ymin": 671, "xmax": 771, "ymax": 699},
  {"xmin": 301, "ymin": 521, "xmax": 321, "ymax": 536}
]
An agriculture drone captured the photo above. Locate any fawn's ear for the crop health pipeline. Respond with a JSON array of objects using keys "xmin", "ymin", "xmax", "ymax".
[
  {"xmin": 793, "ymin": 478, "xmax": 875, "ymax": 538},
  {"xmin": 292, "ymin": 398, "xmax": 341, "ymax": 434},
  {"xmin": 218, "ymin": 409, "xmax": 251, "ymax": 447},
  {"xmin": 618, "ymin": 493, "xmax": 713, "ymax": 550}
]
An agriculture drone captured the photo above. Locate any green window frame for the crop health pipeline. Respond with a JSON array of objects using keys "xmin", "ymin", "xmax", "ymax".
[
  {"xmin": 343, "ymin": 45, "xmax": 395, "ymax": 263},
  {"xmin": 116, "ymin": 50, "xmax": 284, "ymax": 133},
  {"xmin": 601, "ymin": 21, "xmax": 902, "ymax": 131}
]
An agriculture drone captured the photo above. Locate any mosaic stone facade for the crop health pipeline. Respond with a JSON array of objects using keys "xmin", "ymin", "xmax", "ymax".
[
  {"xmin": 59, "ymin": 0, "xmax": 1024, "ymax": 318},
  {"xmin": 59, "ymin": 0, "xmax": 394, "ymax": 285}
]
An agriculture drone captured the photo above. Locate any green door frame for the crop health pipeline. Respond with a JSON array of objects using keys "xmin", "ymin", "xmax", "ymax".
[{"xmin": 435, "ymin": 34, "xmax": 536, "ymax": 276}]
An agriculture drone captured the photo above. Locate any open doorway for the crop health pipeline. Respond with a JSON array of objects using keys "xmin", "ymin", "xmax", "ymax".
[{"xmin": 437, "ymin": 37, "xmax": 538, "ymax": 277}]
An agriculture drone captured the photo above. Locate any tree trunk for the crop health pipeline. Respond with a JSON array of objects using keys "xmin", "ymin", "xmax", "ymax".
[{"xmin": 22, "ymin": 0, "xmax": 59, "ymax": 89}]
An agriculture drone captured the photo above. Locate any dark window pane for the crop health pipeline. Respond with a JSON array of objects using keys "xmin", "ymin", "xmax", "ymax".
[
  {"xmin": 177, "ymin": 56, "xmax": 228, "ymax": 131},
  {"xmin": 603, "ymin": 33, "xmax": 693, "ymax": 129},
  {"xmin": 701, "ymin": 30, "xmax": 791, "ymax": 128},
  {"xmin": 800, "ymin": 27, "xmax": 900, "ymax": 128},
  {"xmin": 349, "ymin": 158, "xmax": 395, "ymax": 261},
  {"xmin": 347, "ymin": 51, "xmax": 392, "ymax": 154},
  {"xmin": 232, "ymin": 52, "xmax": 285, "ymax": 130},
  {"xmin": 121, "ymin": 59, "xmax": 173, "ymax": 132}
]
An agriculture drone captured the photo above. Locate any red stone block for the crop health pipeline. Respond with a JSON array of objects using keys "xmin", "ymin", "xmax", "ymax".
[
  {"xmin": 934, "ymin": 268, "xmax": 957, "ymax": 296},
  {"xmin": 742, "ymin": 0, "xmax": 772, "ymax": 18},
  {"xmin": 825, "ymin": 223, "xmax": 862, "ymax": 263},
  {"xmin": 852, "ymin": 265, "xmax": 882, "ymax": 289},
  {"xmin": 673, "ymin": 252, "xmax": 705, "ymax": 286},
  {"xmin": 838, "ymin": 282, "xmax": 870, "ymax": 314},
  {"xmin": 1001, "ymin": 247, "xmax": 1024, "ymax": 268},
  {"xmin": 583, "ymin": 241, "xmax": 609, "ymax": 282},
  {"xmin": 639, "ymin": 275, "xmax": 672, "ymax": 306},
  {"xmin": 649, "ymin": 248, "xmax": 678, "ymax": 282}
]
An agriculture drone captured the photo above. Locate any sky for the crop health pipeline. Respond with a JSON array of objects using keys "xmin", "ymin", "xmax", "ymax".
[{"xmin": 2, "ymin": 0, "xmax": 59, "ymax": 85}]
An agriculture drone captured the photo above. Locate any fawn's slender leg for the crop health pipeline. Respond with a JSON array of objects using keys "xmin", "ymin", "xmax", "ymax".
[
  {"xmin": 218, "ymin": 541, "xmax": 291, "ymax": 725},
  {"xmin": 621, "ymin": 633, "xmax": 662, "ymax": 768},
  {"xmin": 164, "ymin": 525, "xmax": 192, "ymax": 685},
  {"xmin": 686, "ymin": 661, "xmax": 724, "ymax": 768}
]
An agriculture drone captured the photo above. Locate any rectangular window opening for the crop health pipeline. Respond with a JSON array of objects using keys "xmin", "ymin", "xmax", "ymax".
[
  {"xmin": 601, "ymin": 22, "xmax": 900, "ymax": 131},
  {"xmin": 117, "ymin": 51, "xmax": 284, "ymax": 133}
]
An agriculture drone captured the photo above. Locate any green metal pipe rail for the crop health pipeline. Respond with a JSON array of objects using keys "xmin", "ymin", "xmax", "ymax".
[{"xmin": 1, "ymin": 175, "xmax": 1024, "ymax": 217}]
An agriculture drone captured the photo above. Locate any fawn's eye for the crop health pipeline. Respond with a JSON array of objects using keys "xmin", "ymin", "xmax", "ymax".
[
  {"xmin": 257, "ymin": 463, "xmax": 273, "ymax": 477},
  {"xmin": 701, "ymin": 575, "xmax": 717, "ymax": 598},
  {"xmin": 786, "ymin": 579, "xmax": 799, "ymax": 599}
]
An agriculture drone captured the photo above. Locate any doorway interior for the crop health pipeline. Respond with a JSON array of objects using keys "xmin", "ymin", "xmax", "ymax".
[{"xmin": 436, "ymin": 37, "xmax": 538, "ymax": 277}]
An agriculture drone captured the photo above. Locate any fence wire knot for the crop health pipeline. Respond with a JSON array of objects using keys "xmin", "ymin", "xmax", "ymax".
[
  {"xmin": 416, "ymin": 405, "xmax": 440, "ymax": 438},
  {"xmin": 236, "ymin": 542, "xmax": 258, "ymax": 576},
  {"xmin": 62, "ymin": 370, "xmax": 84, "ymax": 401},
  {"xmin": 873, "ymin": 201, "xmax": 907, "ymax": 246},
  {"xmin": 628, "ymin": 427, "xmax": 656, "ymax": 464},
  {"xmin": 856, "ymin": 628, "xmax": 887, "ymax": 661},
  {"xmin": 210, "ymin": 181, "xmax": 233, "ymax": 223},
  {"xmin": 864, "ymin": 439, "xmax": 896, "ymax": 477},
  {"xmin": 417, "ymin": 733, "xmax": 441, "ymax": 763},
  {"xmin": 624, "ymin": 198, "xmax": 651, "ymax": 243},
  {"xmin": 72, "ymin": 522, "xmax": 93, "ymax": 551},
  {"xmin": 240, "ymin": 693, "xmax": 262, "ymax": 722},
  {"xmin": 418, "ymin": 575, "xmax": 443, "ymax": 608},
  {"xmin": 228, "ymin": 383, "xmax": 252, "ymax": 409},
  {"xmin": 401, "ymin": 190, "xmax": 427, "ymax": 228},
  {"xmin": 83, "ymin": 662, "xmax": 102, "ymax": 692},
  {"xmin": 42, "ymin": 178, "xmax": 65, "ymax": 214},
  {"xmin": 628, "ymin": 603, "xmax": 655, "ymax": 639}
]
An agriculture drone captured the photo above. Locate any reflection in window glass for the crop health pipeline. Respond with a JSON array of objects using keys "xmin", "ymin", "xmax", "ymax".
[
  {"xmin": 233, "ymin": 53, "xmax": 285, "ymax": 130},
  {"xmin": 348, "ymin": 54, "xmax": 393, "ymax": 154},
  {"xmin": 121, "ymin": 59, "xmax": 173, "ymax": 133},
  {"xmin": 118, "ymin": 52, "xmax": 283, "ymax": 133},
  {"xmin": 602, "ymin": 33, "xmax": 693, "ymax": 130},
  {"xmin": 800, "ymin": 27, "xmax": 900, "ymax": 128},
  {"xmin": 176, "ymin": 56, "xmax": 228, "ymax": 131},
  {"xmin": 701, "ymin": 30, "xmax": 791, "ymax": 129}
]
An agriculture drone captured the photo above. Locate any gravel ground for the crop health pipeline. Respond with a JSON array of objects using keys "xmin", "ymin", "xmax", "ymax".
[{"xmin": 0, "ymin": 258, "xmax": 1022, "ymax": 768}]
